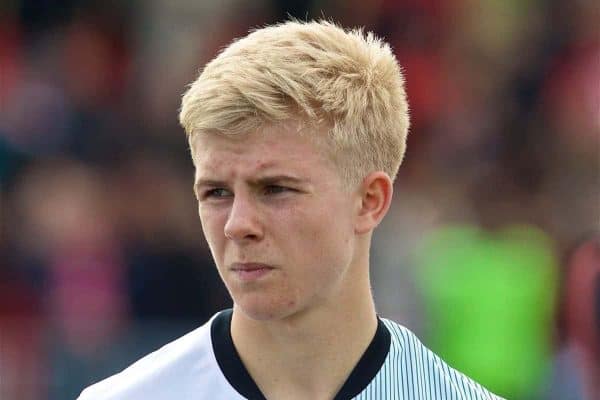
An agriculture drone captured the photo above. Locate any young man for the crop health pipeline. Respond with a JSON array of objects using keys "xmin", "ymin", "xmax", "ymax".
[{"xmin": 79, "ymin": 20, "xmax": 502, "ymax": 399}]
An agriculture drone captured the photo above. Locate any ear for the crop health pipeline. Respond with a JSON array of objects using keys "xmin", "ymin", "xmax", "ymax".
[{"xmin": 354, "ymin": 171, "xmax": 394, "ymax": 235}]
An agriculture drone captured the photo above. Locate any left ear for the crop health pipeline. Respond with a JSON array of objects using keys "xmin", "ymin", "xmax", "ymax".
[{"xmin": 354, "ymin": 171, "xmax": 394, "ymax": 234}]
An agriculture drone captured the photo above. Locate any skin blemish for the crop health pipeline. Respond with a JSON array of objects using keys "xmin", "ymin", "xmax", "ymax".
[{"xmin": 256, "ymin": 160, "xmax": 267, "ymax": 169}]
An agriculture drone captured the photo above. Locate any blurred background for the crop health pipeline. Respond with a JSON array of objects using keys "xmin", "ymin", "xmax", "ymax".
[{"xmin": 0, "ymin": 0, "xmax": 598, "ymax": 399}]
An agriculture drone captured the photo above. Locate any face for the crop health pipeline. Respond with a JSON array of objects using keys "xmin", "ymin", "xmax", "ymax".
[{"xmin": 192, "ymin": 121, "xmax": 360, "ymax": 321}]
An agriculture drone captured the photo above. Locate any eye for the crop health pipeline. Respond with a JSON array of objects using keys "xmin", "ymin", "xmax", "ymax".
[
  {"xmin": 203, "ymin": 188, "xmax": 233, "ymax": 199},
  {"xmin": 264, "ymin": 185, "xmax": 293, "ymax": 195}
]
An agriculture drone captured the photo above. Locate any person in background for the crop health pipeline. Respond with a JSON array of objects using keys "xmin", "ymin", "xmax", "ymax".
[
  {"xmin": 550, "ymin": 234, "xmax": 600, "ymax": 400},
  {"xmin": 416, "ymin": 224, "xmax": 558, "ymax": 399}
]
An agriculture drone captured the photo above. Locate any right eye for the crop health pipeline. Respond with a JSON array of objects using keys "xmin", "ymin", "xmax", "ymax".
[{"xmin": 203, "ymin": 188, "xmax": 233, "ymax": 199}]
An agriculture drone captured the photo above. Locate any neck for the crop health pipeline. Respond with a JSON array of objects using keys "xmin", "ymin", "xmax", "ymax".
[{"xmin": 230, "ymin": 258, "xmax": 377, "ymax": 399}]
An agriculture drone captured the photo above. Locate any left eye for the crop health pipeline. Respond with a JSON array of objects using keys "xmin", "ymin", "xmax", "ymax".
[{"xmin": 264, "ymin": 185, "xmax": 289, "ymax": 195}]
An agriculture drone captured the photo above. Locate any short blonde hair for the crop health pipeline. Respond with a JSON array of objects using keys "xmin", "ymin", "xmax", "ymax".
[{"xmin": 179, "ymin": 20, "xmax": 409, "ymax": 185}]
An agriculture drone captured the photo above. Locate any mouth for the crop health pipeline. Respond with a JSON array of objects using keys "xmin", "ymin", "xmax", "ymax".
[{"xmin": 230, "ymin": 263, "xmax": 275, "ymax": 282}]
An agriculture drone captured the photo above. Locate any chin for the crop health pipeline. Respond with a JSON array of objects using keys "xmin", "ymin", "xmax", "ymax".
[{"xmin": 233, "ymin": 293, "xmax": 300, "ymax": 322}]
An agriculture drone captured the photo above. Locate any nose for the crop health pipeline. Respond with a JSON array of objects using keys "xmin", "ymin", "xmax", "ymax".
[{"xmin": 224, "ymin": 194, "xmax": 263, "ymax": 242}]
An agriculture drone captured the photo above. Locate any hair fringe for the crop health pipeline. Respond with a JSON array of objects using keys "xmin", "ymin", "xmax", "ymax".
[{"xmin": 180, "ymin": 19, "xmax": 410, "ymax": 184}]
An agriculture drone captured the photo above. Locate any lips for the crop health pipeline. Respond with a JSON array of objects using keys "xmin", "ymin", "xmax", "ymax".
[{"xmin": 230, "ymin": 263, "xmax": 275, "ymax": 281}]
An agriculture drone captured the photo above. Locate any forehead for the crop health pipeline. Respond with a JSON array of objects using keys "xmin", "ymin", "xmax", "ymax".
[{"xmin": 191, "ymin": 121, "xmax": 336, "ymax": 179}]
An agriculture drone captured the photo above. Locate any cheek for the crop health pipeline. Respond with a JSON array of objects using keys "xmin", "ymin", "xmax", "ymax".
[
  {"xmin": 318, "ymin": 204, "xmax": 355, "ymax": 268},
  {"xmin": 287, "ymin": 204, "xmax": 354, "ymax": 273},
  {"xmin": 198, "ymin": 207, "xmax": 227, "ymax": 262}
]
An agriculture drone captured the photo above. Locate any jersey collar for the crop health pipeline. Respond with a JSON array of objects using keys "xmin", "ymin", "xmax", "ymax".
[{"xmin": 211, "ymin": 308, "xmax": 391, "ymax": 400}]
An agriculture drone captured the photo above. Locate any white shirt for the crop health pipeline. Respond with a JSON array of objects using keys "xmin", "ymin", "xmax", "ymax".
[{"xmin": 78, "ymin": 309, "xmax": 503, "ymax": 399}]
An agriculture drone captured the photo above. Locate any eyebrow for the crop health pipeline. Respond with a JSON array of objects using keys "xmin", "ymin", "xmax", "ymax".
[{"xmin": 193, "ymin": 175, "xmax": 307, "ymax": 195}]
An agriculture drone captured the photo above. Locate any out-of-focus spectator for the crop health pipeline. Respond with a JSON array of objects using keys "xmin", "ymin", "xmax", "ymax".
[
  {"xmin": 13, "ymin": 160, "xmax": 128, "ymax": 350},
  {"xmin": 415, "ymin": 224, "xmax": 558, "ymax": 399},
  {"xmin": 0, "ymin": 241, "xmax": 45, "ymax": 400},
  {"xmin": 10, "ymin": 160, "xmax": 130, "ymax": 397},
  {"xmin": 550, "ymin": 235, "xmax": 600, "ymax": 400}
]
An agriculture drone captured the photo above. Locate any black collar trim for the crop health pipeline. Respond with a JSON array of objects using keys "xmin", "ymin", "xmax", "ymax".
[{"xmin": 211, "ymin": 309, "xmax": 391, "ymax": 400}]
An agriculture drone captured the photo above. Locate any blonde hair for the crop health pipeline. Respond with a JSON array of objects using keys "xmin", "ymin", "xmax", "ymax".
[{"xmin": 179, "ymin": 20, "xmax": 409, "ymax": 185}]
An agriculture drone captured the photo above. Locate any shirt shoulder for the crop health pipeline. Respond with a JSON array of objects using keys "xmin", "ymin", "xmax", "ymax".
[
  {"xmin": 77, "ymin": 312, "xmax": 243, "ymax": 400},
  {"xmin": 355, "ymin": 318, "xmax": 504, "ymax": 400}
]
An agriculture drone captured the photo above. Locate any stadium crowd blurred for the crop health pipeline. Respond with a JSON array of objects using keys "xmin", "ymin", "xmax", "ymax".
[{"xmin": 0, "ymin": 0, "xmax": 598, "ymax": 399}]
